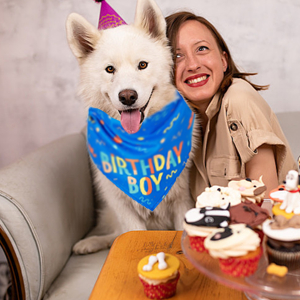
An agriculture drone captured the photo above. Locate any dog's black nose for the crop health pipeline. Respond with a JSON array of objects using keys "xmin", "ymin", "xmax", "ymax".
[{"xmin": 119, "ymin": 89, "xmax": 138, "ymax": 106}]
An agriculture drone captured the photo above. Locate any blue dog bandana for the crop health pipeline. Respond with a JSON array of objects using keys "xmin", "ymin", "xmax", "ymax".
[{"xmin": 87, "ymin": 91, "xmax": 195, "ymax": 211}]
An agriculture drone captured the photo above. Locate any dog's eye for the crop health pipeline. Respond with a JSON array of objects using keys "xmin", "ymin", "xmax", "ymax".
[
  {"xmin": 138, "ymin": 61, "xmax": 148, "ymax": 70},
  {"xmin": 105, "ymin": 66, "xmax": 115, "ymax": 74}
]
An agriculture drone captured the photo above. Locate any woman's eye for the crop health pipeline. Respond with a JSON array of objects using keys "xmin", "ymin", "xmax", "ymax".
[
  {"xmin": 105, "ymin": 66, "xmax": 115, "ymax": 73},
  {"xmin": 175, "ymin": 53, "xmax": 184, "ymax": 62},
  {"xmin": 198, "ymin": 46, "xmax": 208, "ymax": 52},
  {"xmin": 138, "ymin": 61, "xmax": 148, "ymax": 70}
]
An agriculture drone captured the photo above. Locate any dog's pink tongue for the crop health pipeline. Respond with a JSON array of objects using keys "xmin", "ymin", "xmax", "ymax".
[{"xmin": 121, "ymin": 109, "xmax": 141, "ymax": 134}]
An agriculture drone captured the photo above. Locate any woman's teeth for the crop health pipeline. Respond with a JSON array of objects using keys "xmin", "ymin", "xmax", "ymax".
[{"xmin": 187, "ymin": 75, "xmax": 208, "ymax": 84}]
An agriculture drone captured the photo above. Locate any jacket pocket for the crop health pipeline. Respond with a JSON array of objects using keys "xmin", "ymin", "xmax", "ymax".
[
  {"xmin": 208, "ymin": 156, "xmax": 241, "ymax": 180},
  {"xmin": 228, "ymin": 120, "xmax": 257, "ymax": 163}
]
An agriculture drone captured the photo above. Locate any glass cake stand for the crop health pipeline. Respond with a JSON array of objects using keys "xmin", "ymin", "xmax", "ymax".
[{"xmin": 181, "ymin": 231, "xmax": 300, "ymax": 300}]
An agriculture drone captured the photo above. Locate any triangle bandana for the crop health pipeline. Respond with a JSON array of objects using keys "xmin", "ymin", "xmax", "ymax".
[{"xmin": 87, "ymin": 91, "xmax": 195, "ymax": 211}]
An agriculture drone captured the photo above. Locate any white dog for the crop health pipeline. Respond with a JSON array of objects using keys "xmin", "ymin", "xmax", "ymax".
[
  {"xmin": 66, "ymin": 0, "xmax": 198, "ymax": 254},
  {"xmin": 280, "ymin": 170, "xmax": 300, "ymax": 214}
]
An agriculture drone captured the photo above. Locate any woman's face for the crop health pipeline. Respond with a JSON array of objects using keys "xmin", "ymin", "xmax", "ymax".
[{"xmin": 175, "ymin": 20, "xmax": 228, "ymax": 108}]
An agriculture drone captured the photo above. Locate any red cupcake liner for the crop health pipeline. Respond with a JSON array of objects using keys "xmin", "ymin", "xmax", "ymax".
[
  {"xmin": 256, "ymin": 201, "xmax": 263, "ymax": 207},
  {"xmin": 139, "ymin": 272, "xmax": 180, "ymax": 299},
  {"xmin": 254, "ymin": 229, "xmax": 265, "ymax": 245},
  {"xmin": 189, "ymin": 236, "xmax": 208, "ymax": 253},
  {"xmin": 219, "ymin": 248, "xmax": 262, "ymax": 277}
]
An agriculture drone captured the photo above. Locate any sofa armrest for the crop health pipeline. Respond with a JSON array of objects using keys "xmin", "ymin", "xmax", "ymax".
[{"xmin": 0, "ymin": 132, "xmax": 95, "ymax": 300}]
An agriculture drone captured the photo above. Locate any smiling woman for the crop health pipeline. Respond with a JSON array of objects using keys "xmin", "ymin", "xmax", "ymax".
[
  {"xmin": 166, "ymin": 11, "xmax": 297, "ymax": 199},
  {"xmin": 174, "ymin": 20, "xmax": 227, "ymax": 108}
]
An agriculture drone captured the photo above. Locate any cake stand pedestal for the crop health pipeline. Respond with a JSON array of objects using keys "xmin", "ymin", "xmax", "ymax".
[{"xmin": 181, "ymin": 231, "xmax": 300, "ymax": 300}]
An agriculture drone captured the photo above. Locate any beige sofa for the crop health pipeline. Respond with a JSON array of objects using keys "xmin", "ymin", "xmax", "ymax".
[
  {"xmin": 0, "ymin": 132, "xmax": 109, "ymax": 300},
  {"xmin": 0, "ymin": 112, "xmax": 298, "ymax": 299}
]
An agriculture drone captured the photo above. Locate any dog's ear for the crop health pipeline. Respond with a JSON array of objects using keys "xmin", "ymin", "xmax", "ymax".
[
  {"xmin": 253, "ymin": 185, "xmax": 267, "ymax": 196},
  {"xmin": 134, "ymin": 0, "xmax": 167, "ymax": 41},
  {"xmin": 66, "ymin": 13, "xmax": 100, "ymax": 63}
]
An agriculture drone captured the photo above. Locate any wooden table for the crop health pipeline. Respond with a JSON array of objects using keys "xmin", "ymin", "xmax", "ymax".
[{"xmin": 89, "ymin": 230, "xmax": 247, "ymax": 299}]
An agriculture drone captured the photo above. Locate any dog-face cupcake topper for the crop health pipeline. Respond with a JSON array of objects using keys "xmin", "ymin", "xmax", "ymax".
[
  {"xmin": 211, "ymin": 227, "xmax": 233, "ymax": 241},
  {"xmin": 184, "ymin": 204, "xmax": 230, "ymax": 228},
  {"xmin": 209, "ymin": 224, "xmax": 253, "ymax": 242}
]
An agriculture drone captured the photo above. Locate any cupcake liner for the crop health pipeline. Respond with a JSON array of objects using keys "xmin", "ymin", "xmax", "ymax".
[
  {"xmin": 266, "ymin": 245, "xmax": 300, "ymax": 271},
  {"xmin": 139, "ymin": 272, "xmax": 180, "ymax": 299},
  {"xmin": 189, "ymin": 236, "xmax": 208, "ymax": 253},
  {"xmin": 218, "ymin": 247, "xmax": 262, "ymax": 277}
]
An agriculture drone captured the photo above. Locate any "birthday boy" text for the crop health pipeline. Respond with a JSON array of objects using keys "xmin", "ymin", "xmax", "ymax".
[{"xmin": 99, "ymin": 141, "xmax": 184, "ymax": 196}]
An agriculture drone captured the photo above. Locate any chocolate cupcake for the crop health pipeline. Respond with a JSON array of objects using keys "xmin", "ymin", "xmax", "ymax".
[{"xmin": 262, "ymin": 215, "xmax": 300, "ymax": 271}]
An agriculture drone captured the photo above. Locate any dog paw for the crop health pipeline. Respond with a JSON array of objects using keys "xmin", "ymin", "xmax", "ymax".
[
  {"xmin": 285, "ymin": 207, "xmax": 293, "ymax": 214},
  {"xmin": 280, "ymin": 204, "xmax": 286, "ymax": 210},
  {"xmin": 293, "ymin": 207, "xmax": 300, "ymax": 214},
  {"xmin": 72, "ymin": 236, "xmax": 111, "ymax": 255}
]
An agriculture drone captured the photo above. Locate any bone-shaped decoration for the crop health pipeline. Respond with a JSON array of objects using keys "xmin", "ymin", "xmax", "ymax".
[
  {"xmin": 156, "ymin": 252, "xmax": 167, "ymax": 270},
  {"xmin": 143, "ymin": 255, "xmax": 158, "ymax": 271},
  {"xmin": 142, "ymin": 252, "xmax": 168, "ymax": 271}
]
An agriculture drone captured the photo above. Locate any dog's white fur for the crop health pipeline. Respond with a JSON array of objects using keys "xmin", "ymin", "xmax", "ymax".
[
  {"xmin": 66, "ymin": 0, "xmax": 198, "ymax": 254},
  {"xmin": 280, "ymin": 170, "xmax": 300, "ymax": 214}
]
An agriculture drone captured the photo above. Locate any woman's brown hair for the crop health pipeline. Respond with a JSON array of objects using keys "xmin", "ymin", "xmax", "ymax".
[{"xmin": 166, "ymin": 11, "xmax": 268, "ymax": 97}]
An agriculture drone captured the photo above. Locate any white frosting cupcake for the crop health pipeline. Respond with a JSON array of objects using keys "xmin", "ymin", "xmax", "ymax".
[
  {"xmin": 262, "ymin": 216, "xmax": 300, "ymax": 271},
  {"xmin": 204, "ymin": 224, "xmax": 260, "ymax": 259},
  {"xmin": 196, "ymin": 186, "xmax": 241, "ymax": 208}
]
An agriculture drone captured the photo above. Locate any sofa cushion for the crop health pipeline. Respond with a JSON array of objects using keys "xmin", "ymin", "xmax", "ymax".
[{"xmin": 43, "ymin": 250, "xmax": 109, "ymax": 300}]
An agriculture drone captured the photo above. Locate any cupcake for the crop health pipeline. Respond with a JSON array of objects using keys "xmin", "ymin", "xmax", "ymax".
[
  {"xmin": 262, "ymin": 215, "xmax": 300, "ymax": 271},
  {"xmin": 196, "ymin": 185, "xmax": 241, "ymax": 208},
  {"xmin": 137, "ymin": 252, "xmax": 180, "ymax": 299},
  {"xmin": 228, "ymin": 176, "xmax": 266, "ymax": 205},
  {"xmin": 183, "ymin": 206, "xmax": 230, "ymax": 252},
  {"xmin": 204, "ymin": 224, "xmax": 262, "ymax": 277}
]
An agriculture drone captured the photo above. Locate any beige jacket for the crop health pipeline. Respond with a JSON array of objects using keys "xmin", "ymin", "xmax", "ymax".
[{"xmin": 190, "ymin": 78, "xmax": 297, "ymax": 201}]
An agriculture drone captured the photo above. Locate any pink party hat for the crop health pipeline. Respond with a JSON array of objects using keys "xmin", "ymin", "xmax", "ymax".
[{"xmin": 94, "ymin": 0, "xmax": 127, "ymax": 30}]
